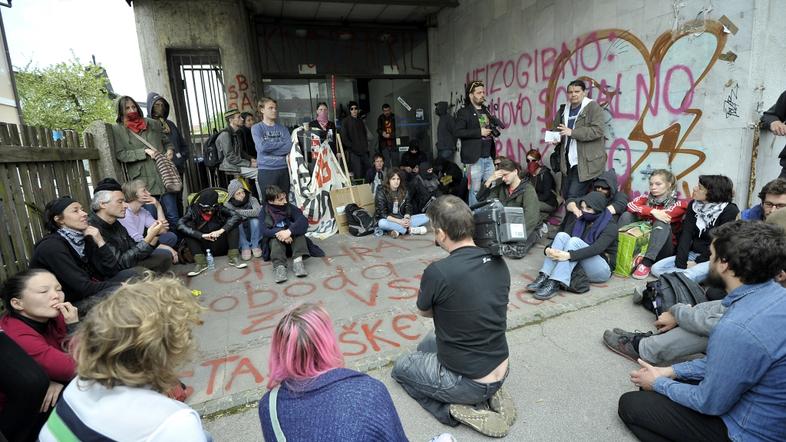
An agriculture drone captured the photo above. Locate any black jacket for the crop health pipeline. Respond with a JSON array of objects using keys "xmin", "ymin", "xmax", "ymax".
[
  {"xmin": 177, "ymin": 205, "xmax": 242, "ymax": 239},
  {"xmin": 89, "ymin": 214, "xmax": 155, "ymax": 275},
  {"xmin": 435, "ymin": 102, "xmax": 456, "ymax": 152},
  {"xmin": 340, "ymin": 116, "xmax": 369, "ymax": 154},
  {"xmin": 674, "ymin": 203, "xmax": 739, "ymax": 268},
  {"xmin": 562, "ymin": 169, "xmax": 629, "ymax": 230},
  {"xmin": 454, "ymin": 105, "xmax": 496, "ymax": 164},
  {"xmin": 761, "ymin": 90, "xmax": 786, "ymax": 158},
  {"xmin": 374, "ymin": 187, "xmax": 412, "ymax": 220},
  {"xmin": 146, "ymin": 92, "xmax": 190, "ymax": 171},
  {"xmin": 309, "ymin": 120, "xmax": 338, "ymax": 155},
  {"xmin": 377, "ymin": 114, "xmax": 396, "ymax": 149},
  {"xmin": 436, "ymin": 159, "xmax": 464, "ymax": 197},
  {"xmin": 531, "ymin": 168, "xmax": 558, "ymax": 208},
  {"xmin": 410, "ymin": 174, "xmax": 440, "ymax": 213},
  {"xmin": 259, "ymin": 203, "xmax": 325, "ymax": 261},
  {"xmin": 558, "ymin": 216, "xmax": 619, "ymax": 269},
  {"xmin": 28, "ymin": 233, "xmax": 119, "ymax": 303}
]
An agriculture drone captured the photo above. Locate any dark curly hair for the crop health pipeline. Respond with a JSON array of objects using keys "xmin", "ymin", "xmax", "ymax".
[
  {"xmin": 698, "ymin": 175, "xmax": 734, "ymax": 203},
  {"xmin": 758, "ymin": 178, "xmax": 786, "ymax": 201},
  {"xmin": 711, "ymin": 220, "xmax": 786, "ymax": 284}
]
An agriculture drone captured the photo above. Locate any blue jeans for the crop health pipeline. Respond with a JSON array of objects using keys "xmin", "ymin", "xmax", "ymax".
[
  {"xmin": 377, "ymin": 214, "xmax": 429, "ymax": 234},
  {"xmin": 540, "ymin": 232, "xmax": 611, "ymax": 286},
  {"xmin": 467, "ymin": 157, "xmax": 495, "ymax": 207},
  {"xmin": 158, "ymin": 231, "xmax": 178, "ymax": 248},
  {"xmin": 391, "ymin": 332, "xmax": 506, "ymax": 426},
  {"xmin": 651, "ymin": 252, "xmax": 709, "ymax": 283},
  {"xmin": 238, "ymin": 218, "xmax": 262, "ymax": 250},
  {"xmin": 144, "ymin": 193, "xmax": 181, "ymax": 233}
]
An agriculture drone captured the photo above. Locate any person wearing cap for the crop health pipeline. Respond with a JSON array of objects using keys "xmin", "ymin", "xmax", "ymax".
[
  {"xmin": 88, "ymin": 178, "xmax": 172, "ymax": 276},
  {"xmin": 526, "ymin": 191, "xmax": 618, "ymax": 300},
  {"xmin": 224, "ymin": 179, "xmax": 263, "ymax": 260},
  {"xmin": 218, "ymin": 108, "xmax": 256, "ymax": 176},
  {"xmin": 177, "ymin": 189, "xmax": 247, "ymax": 276},
  {"xmin": 28, "ymin": 196, "xmax": 137, "ymax": 312}
]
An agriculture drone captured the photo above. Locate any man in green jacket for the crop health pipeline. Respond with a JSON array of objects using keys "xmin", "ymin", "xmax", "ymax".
[
  {"xmin": 110, "ymin": 96, "xmax": 179, "ymax": 228},
  {"xmin": 477, "ymin": 158, "xmax": 542, "ymax": 257},
  {"xmin": 550, "ymin": 80, "xmax": 607, "ymax": 200}
]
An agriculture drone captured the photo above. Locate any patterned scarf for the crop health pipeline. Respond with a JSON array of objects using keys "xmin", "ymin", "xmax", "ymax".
[
  {"xmin": 647, "ymin": 189, "xmax": 677, "ymax": 209},
  {"xmin": 693, "ymin": 200, "xmax": 728, "ymax": 236},
  {"xmin": 57, "ymin": 227, "xmax": 86, "ymax": 257}
]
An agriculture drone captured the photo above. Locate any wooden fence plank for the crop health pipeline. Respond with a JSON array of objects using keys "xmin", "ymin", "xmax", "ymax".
[
  {"xmin": 0, "ymin": 147, "xmax": 101, "ymax": 162},
  {"xmin": 0, "ymin": 165, "xmax": 25, "ymax": 273}
]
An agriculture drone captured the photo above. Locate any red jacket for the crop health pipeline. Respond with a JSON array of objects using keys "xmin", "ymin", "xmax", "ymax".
[
  {"xmin": 626, "ymin": 195, "xmax": 689, "ymax": 224},
  {"xmin": 0, "ymin": 314, "xmax": 75, "ymax": 382}
]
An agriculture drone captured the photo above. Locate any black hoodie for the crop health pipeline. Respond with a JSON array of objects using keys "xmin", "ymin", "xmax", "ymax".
[
  {"xmin": 567, "ymin": 168, "xmax": 629, "ymax": 216},
  {"xmin": 146, "ymin": 92, "xmax": 190, "ymax": 171},
  {"xmin": 435, "ymin": 101, "xmax": 456, "ymax": 152}
]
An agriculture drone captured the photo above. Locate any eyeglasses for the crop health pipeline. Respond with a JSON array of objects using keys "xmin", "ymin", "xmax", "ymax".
[
  {"xmin": 763, "ymin": 201, "xmax": 786, "ymax": 210},
  {"xmin": 350, "ymin": 107, "xmax": 358, "ymax": 110}
]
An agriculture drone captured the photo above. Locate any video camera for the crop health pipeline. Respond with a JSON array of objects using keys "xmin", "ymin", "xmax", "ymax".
[{"xmin": 470, "ymin": 199, "xmax": 527, "ymax": 256}]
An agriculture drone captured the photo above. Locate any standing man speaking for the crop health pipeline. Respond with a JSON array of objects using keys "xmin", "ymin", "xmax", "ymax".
[
  {"xmin": 551, "ymin": 79, "xmax": 607, "ymax": 199},
  {"xmin": 454, "ymin": 81, "xmax": 498, "ymax": 206}
]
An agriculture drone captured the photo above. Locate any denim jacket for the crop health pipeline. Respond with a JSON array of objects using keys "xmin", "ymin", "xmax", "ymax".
[{"xmin": 653, "ymin": 280, "xmax": 786, "ymax": 441}]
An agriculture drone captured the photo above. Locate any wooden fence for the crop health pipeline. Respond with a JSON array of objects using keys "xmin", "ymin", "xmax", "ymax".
[{"xmin": 0, "ymin": 123, "xmax": 102, "ymax": 283}]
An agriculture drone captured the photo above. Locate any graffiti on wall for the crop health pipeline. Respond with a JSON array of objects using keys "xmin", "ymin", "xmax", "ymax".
[
  {"xmin": 459, "ymin": 20, "xmax": 730, "ymax": 195},
  {"xmin": 228, "ymin": 74, "xmax": 255, "ymax": 111}
]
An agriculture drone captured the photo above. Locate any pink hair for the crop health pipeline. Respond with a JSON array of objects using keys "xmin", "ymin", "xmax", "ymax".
[{"xmin": 267, "ymin": 303, "xmax": 344, "ymax": 388}]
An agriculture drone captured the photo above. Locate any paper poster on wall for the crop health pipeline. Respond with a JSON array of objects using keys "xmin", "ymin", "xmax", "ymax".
[
  {"xmin": 397, "ymin": 96, "xmax": 412, "ymax": 111},
  {"xmin": 415, "ymin": 108, "xmax": 424, "ymax": 121}
]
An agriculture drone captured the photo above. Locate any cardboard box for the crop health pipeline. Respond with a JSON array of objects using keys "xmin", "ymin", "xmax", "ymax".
[
  {"xmin": 614, "ymin": 221, "xmax": 652, "ymax": 277},
  {"xmin": 330, "ymin": 184, "xmax": 375, "ymax": 235}
]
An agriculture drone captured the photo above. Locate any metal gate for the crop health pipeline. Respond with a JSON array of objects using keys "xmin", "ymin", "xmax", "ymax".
[{"xmin": 166, "ymin": 49, "xmax": 227, "ymax": 191}]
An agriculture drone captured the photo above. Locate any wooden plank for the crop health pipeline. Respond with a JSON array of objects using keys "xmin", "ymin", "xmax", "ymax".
[
  {"xmin": 7, "ymin": 125, "xmax": 21, "ymax": 146},
  {"xmin": 17, "ymin": 163, "xmax": 43, "ymax": 241},
  {"xmin": 4, "ymin": 164, "xmax": 36, "ymax": 263},
  {"xmin": 0, "ymin": 124, "xmax": 11, "ymax": 146},
  {"xmin": 0, "ymin": 165, "xmax": 25, "ymax": 273},
  {"xmin": 0, "ymin": 147, "xmax": 100, "ymax": 162},
  {"xmin": 63, "ymin": 133, "xmax": 88, "ymax": 208},
  {"xmin": 84, "ymin": 133, "xmax": 102, "ymax": 186}
]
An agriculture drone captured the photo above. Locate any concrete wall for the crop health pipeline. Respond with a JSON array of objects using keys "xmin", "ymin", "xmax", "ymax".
[
  {"xmin": 132, "ymin": 0, "xmax": 259, "ymax": 119},
  {"xmin": 428, "ymin": 0, "xmax": 786, "ymax": 205}
]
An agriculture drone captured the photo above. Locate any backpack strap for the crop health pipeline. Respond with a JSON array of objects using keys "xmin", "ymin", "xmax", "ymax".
[{"xmin": 269, "ymin": 386, "xmax": 287, "ymax": 442}]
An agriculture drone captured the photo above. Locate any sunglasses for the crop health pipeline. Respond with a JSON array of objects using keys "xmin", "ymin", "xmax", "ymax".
[
  {"xmin": 350, "ymin": 107, "xmax": 358, "ymax": 110},
  {"xmin": 198, "ymin": 203, "xmax": 216, "ymax": 211},
  {"xmin": 526, "ymin": 158, "xmax": 537, "ymax": 163}
]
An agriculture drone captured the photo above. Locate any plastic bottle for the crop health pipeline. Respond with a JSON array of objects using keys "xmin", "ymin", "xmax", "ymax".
[{"xmin": 206, "ymin": 249, "xmax": 215, "ymax": 270}]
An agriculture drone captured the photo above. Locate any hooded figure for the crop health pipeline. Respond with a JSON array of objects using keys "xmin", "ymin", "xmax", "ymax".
[
  {"xmin": 146, "ymin": 92, "xmax": 190, "ymax": 172},
  {"xmin": 435, "ymin": 101, "xmax": 456, "ymax": 159},
  {"xmin": 401, "ymin": 141, "xmax": 427, "ymax": 170},
  {"xmin": 411, "ymin": 161, "xmax": 440, "ymax": 213},
  {"xmin": 562, "ymin": 168, "xmax": 629, "ymax": 233}
]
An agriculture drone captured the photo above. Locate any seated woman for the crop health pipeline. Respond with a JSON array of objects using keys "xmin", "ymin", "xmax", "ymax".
[
  {"xmin": 477, "ymin": 158, "xmax": 542, "ymax": 256},
  {"xmin": 29, "ymin": 196, "xmax": 135, "ymax": 312},
  {"xmin": 38, "ymin": 275, "xmax": 210, "ymax": 441},
  {"xmin": 651, "ymin": 175, "xmax": 739, "ymax": 282},
  {"xmin": 619, "ymin": 169, "xmax": 689, "ymax": 279},
  {"xmin": 177, "ymin": 188, "xmax": 248, "ymax": 276},
  {"xmin": 0, "ymin": 270, "xmax": 78, "ymax": 441},
  {"xmin": 258, "ymin": 303, "xmax": 407, "ymax": 441},
  {"xmin": 524, "ymin": 149, "xmax": 558, "ymax": 218},
  {"xmin": 260, "ymin": 185, "xmax": 325, "ymax": 284},
  {"xmin": 119, "ymin": 179, "xmax": 179, "ymax": 263},
  {"xmin": 225, "ymin": 179, "xmax": 263, "ymax": 261},
  {"xmin": 374, "ymin": 169, "xmax": 429, "ymax": 238},
  {"xmin": 0, "ymin": 333, "xmax": 49, "ymax": 442},
  {"xmin": 365, "ymin": 153, "xmax": 386, "ymax": 195},
  {"xmin": 526, "ymin": 191, "xmax": 618, "ymax": 300}
]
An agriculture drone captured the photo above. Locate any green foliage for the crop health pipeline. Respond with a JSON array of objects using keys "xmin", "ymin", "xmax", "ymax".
[{"xmin": 15, "ymin": 57, "xmax": 115, "ymax": 133}]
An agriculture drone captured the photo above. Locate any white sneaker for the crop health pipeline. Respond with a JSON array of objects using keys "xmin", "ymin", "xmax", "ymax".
[
  {"xmin": 410, "ymin": 226, "xmax": 427, "ymax": 235},
  {"xmin": 539, "ymin": 223, "xmax": 549, "ymax": 235}
]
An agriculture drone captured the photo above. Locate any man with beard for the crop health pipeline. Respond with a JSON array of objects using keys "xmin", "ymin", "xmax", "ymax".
[
  {"xmin": 454, "ymin": 80, "xmax": 497, "ymax": 206},
  {"xmin": 616, "ymin": 220, "xmax": 786, "ymax": 442}
]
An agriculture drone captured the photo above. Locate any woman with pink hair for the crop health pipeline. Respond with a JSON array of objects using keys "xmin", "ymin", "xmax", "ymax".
[{"xmin": 258, "ymin": 303, "xmax": 407, "ymax": 441}]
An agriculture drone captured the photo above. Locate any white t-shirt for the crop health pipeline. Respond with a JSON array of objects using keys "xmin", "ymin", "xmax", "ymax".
[{"xmin": 39, "ymin": 379, "xmax": 210, "ymax": 442}]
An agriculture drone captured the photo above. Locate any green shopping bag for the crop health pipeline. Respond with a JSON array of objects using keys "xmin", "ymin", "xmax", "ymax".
[{"xmin": 614, "ymin": 221, "xmax": 652, "ymax": 277}]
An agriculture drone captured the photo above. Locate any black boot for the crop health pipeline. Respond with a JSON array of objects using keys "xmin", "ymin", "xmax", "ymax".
[
  {"xmin": 526, "ymin": 272, "xmax": 549, "ymax": 292},
  {"xmin": 534, "ymin": 279, "xmax": 561, "ymax": 300}
]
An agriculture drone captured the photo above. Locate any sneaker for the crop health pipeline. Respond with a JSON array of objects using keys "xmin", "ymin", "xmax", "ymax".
[
  {"xmin": 187, "ymin": 260, "xmax": 208, "ymax": 277},
  {"xmin": 526, "ymin": 272, "xmax": 549, "ymax": 292},
  {"xmin": 533, "ymin": 279, "xmax": 561, "ymax": 300},
  {"xmin": 612, "ymin": 328, "xmax": 654, "ymax": 341},
  {"xmin": 602, "ymin": 329, "xmax": 651, "ymax": 361},
  {"xmin": 449, "ymin": 404, "xmax": 509, "ymax": 438},
  {"xmin": 274, "ymin": 265, "xmax": 288, "ymax": 283},
  {"xmin": 228, "ymin": 255, "xmax": 249, "ymax": 269},
  {"xmin": 252, "ymin": 247, "xmax": 263, "ymax": 258},
  {"xmin": 489, "ymin": 387, "xmax": 517, "ymax": 427},
  {"xmin": 632, "ymin": 264, "xmax": 651, "ymax": 279},
  {"xmin": 388, "ymin": 230, "xmax": 400, "ymax": 239},
  {"xmin": 410, "ymin": 226, "xmax": 427, "ymax": 235},
  {"xmin": 292, "ymin": 260, "xmax": 308, "ymax": 278},
  {"xmin": 241, "ymin": 249, "xmax": 252, "ymax": 261},
  {"xmin": 539, "ymin": 223, "xmax": 549, "ymax": 236}
]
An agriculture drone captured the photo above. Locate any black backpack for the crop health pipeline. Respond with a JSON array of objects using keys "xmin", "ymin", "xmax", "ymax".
[
  {"xmin": 203, "ymin": 130, "xmax": 225, "ymax": 168},
  {"xmin": 345, "ymin": 203, "xmax": 376, "ymax": 236},
  {"xmin": 641, "ymin": 272, "xmax": 708, "ymax": 317}
]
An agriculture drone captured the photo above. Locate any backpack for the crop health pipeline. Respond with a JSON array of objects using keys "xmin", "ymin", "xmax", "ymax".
[
  {"xmin": 345, "ymin": 203, "xmax": 376, "ymax": 236},
  {"xmin": 640, "ymin": 272, "xmax": 708, "ymax": 317},
  {"xmin": 202, "ymin": 130, "xmax": 225, "ymax": 168}
]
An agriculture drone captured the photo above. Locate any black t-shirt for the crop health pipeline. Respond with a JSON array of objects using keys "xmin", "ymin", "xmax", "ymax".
[{"xmin": 417, "ymin": 246, "xmax": 511, "ymax": 378}]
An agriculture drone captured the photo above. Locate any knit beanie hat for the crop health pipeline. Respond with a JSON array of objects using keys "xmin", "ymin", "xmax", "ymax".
[
  {"xmin": 227, "ymin": 179, "xmax": 245, "ymax": 199},
  {"xmin": 94, "ymin": 178, "xmax": 122, "ymax": 193}
]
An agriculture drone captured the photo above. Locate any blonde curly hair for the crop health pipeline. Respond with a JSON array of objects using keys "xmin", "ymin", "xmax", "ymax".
[{"xmin": 71, "ymin": 274, "xmax": 203, "ymax": 393}]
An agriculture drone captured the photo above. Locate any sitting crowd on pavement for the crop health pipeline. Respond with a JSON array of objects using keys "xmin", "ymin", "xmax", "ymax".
[{"xmin": 3, "ymin": 81, "xmax": 786, "ymax": 442}]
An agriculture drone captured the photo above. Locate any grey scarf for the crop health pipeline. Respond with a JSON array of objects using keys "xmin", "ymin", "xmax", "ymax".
[{"xmin": 57, "ymin": 227, "xmax": 86, "ymax": 257}]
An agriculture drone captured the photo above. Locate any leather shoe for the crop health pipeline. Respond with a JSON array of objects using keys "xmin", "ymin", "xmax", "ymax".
[
  {"xmin": 534, "ymin": 279, "xmax": 561, "ymax": 300},
  {"xmin": 526, "ymin": 272, "xmax": 549, "ymax": 292}
]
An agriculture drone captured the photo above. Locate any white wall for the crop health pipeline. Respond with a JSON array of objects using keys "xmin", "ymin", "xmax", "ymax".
[{"xmin": 429, "ymin": 0, "xmax": 786, "ymax": 204}]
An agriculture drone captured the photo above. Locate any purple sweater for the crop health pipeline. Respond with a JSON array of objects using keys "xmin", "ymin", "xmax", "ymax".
[{"xmin": 258, "ymin": 368, "xmax": 407, "ymax": 441}]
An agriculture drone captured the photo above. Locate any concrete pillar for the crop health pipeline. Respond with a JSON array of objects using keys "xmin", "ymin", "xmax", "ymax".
[{"xmin": 132, "ymin": 0, "xmax": 260, "ymax": 118}]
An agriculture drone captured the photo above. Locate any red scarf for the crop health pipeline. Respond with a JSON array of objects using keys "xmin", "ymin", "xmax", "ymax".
[
  {"xmin": 200, "ymin": 211, "xmax": 213, "ymax": 222},
  {"xmin": 527, "ymin": 161, "xmax": 540, "ymax": 176},
  {"xmin": 124, "ymin": 112, "xmax": 147, "ymax": 134}
]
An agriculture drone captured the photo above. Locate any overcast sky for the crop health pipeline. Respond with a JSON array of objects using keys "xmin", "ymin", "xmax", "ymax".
[{"xmin": 3, "ymin": 0, "xmax": 147, "ymax": 100}]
